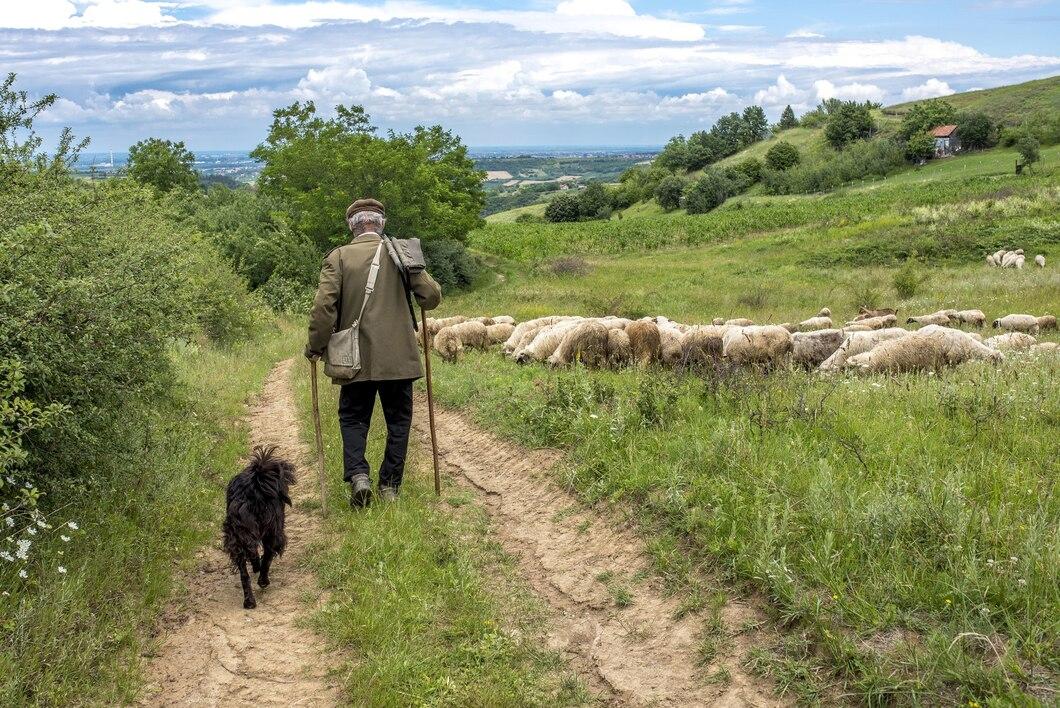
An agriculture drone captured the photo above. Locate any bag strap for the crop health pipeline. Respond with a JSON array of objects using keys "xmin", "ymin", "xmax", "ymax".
[
  {"xmin": 353, "ymin": 241, "xmax": 384, "ymax": 325},
  {"xmin": 382, "ymin": 234, "xmax": 419, "ymax": 329}
]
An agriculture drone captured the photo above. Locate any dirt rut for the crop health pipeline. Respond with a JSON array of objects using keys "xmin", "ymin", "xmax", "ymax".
[
  {"xmin": 413, "ymin": 393, "xmax": 784, "ymax": 707},
  {"xmin": 139, "ymin": 359, "xmax": 341, "ymax": 707}
]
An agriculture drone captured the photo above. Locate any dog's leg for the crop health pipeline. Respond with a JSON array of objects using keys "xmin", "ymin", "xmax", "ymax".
[
  {"xmin": 249, "ymin": 549, "xmax": 261, "ymax": 574},
  {"xmin": 238, "ymin": 554, "xmax": 256, "ymax": 609},
  {"xmin": 258, "ymin": 540, "xmax": 275, "ymax": 589}
]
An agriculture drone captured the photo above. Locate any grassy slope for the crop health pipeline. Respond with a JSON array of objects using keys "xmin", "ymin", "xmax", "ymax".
[
  {"xmin": 434, "ymin": 153, "xmax": 1060, "ymax": 702},
  {"xmin": 290, "ymin": 355, "xmax": 589, "ymax": 705},
  {"xmin": 0, "ymin": 319, "xmax": 302, "ymax": 704},
  {"xmin": 486, "ymin": 201, "xmax": 548, "ymax": 223},
  {"xmin": 884, "ymin": 74, "xmax": 1060, "ymax": 124}
]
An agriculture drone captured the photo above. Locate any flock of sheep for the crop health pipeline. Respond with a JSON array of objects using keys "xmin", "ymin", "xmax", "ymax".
[
  {"xmin": 986, "ymin": 249, "xmax": 1046, "ymax": 269},
  {"xmin": 422, "ymin": 307, "xmax": 1057, "ymax": 375}
]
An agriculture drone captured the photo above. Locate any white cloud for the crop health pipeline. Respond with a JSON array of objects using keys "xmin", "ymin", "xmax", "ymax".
[
  {"xmin": 80, "ymin": 0, "xmax": 175, "ymax": 28},
  {"xmin": 294, "ymin": 66, "xmax": 373, "ymax": 102},
  {"xmin": 714, "ymin": 25, "xmax": 762, "ymax": 32},
  {"xmin": 813, "ymin": 79, "xmax": 885, "ymax": 103},
  {"xmin": 2, "ymin": 0, "xmax": 78, "ymax": 30},
  {"xmin": 556, "ymin": 0, "xmax": 636, "ymax": 17},
  {"xmin": 754, "ymin": 75, "xmax": 799, "ymax": 106},
  {"xmin": 787, "ymin": 29, "xmax": 824, "ymax": 39},
  {"xmin": 900, "ymin": 78, "xmax": 954, "ymax": 101},
  {"xmin": 701, "ymin": 0, "xmax": 754, "ymax": 16},
  {"xmin": 660, "ymin": 88, "xmax": 734, "ymax": 106}
]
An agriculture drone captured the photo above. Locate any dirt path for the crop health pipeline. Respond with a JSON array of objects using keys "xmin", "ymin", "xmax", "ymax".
[
  {"xmin": 139, "ymin": 359, "xmax": 341, "ymax": 707},
  {"xmin": 413, "ymin": 393, "xmax": 785, "ymax": 707}
]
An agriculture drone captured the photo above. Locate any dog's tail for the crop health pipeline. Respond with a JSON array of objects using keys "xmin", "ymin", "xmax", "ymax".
[
  {"xmin": 247, "ymin": 444, "xmax": 295, "ymax": 505},
  {"xmin": 250, "ymin": 444, "xmax": 280, "ymax": 469}
]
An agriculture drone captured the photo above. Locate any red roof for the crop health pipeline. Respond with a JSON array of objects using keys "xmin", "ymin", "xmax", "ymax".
[{"xmin": 930, "ymin": 124, "xmax": 958, "ymax": 137}]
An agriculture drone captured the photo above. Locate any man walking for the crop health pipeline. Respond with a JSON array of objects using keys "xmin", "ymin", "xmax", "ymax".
[{"xmin": 306, "ymin": 199, "xmax": 442, "ymax": 507}]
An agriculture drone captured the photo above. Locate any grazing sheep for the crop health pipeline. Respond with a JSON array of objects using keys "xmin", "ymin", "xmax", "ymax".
[
  {"xmin": 855, "ymin": 307, "xmax": 897, "ymax": 321},
  {"xmin": 819, "ymin": 328, "xmax": 910, "ymax": 371},
  {"xmin": 798, "ymin": 316, "xmax": 833, "ymax": 332},
  {"xmin": 725, "ymin": 318, "xmax": 755, "ymax": 327},
  {"xmin": 1015, "ymin": 254, "xmax": 1025, "ymax": 269},
  {"xmin": 469, "ymin": 316, "xmax": 495, "ymax": 326},
  {"xmin": 626, "ymin": 319, "xmax": 662, "ymax": 367},
  {"xmin": 485, "ymin": 322, "xmax": 515, "ymax": 345},
  {"xmin": 433, "ymin": 321, "xmax": 489, "ymax": 362},
  {"xmin": 842, "ymin": 324, "xmax": 873, "ymax": 332},
  {"xmin": 656, "ymin": 318, "xmax": 687, "ymax": 367},
  {"xmin": 817, "ymin": 307, "xmax": 832, "ymax": 318},
  {"xmin": 491, "ymin": 315, "xmax": 516, "ymax": 325},
  {"xmin": 1001, "ymin": 251, "xmax": 1019, "ymax": 268},
  {"xmin": 547, "ymin": 320, "xmax": 609, "ymax": 368},
  {"xmin": 792, "ymin": 329, "xmax": 845, "ymax": 369},
  {"xmin": 606, "ymin": 328, "xmax": 633, "ymax": 368},
  {"xmin": 599, "ymin": 316, "xmax": 632, "ymax": 330},
  {"xmin": 503, "ymin": 316, "xmax": 571, "ymax": 355},
  {"xmin": 846, "ymin": 314, "xmax": 899, "ymax": 330},
  {"xmin": 992, "ymin": 314, "xmax": 1040, "ymax": 334},
  {"xmin": 952, "ymin": 309, "xmax": 986, "ymax": 328},
  {"xmin": 844, "ymin": 327, "xmax": 1001, "ymax": 373},
  {"xmin": 992, "ymin": 249, "xmax": 1007, "ymax": 264},
  {"xmin": 986, "ymin": 254, "xmax": 997, "ymax": 267},
  {"xmin": 906, "ymin": 311, "xmax": 952, "ymax": 327},
  {"xmin": 1037, "ymin": 315, "xmax": 1057, "ymax": 331},
  {"xmin": 985, "ymin": 332, "xmax": 1036, "ymax": 351},
  {"xmin": 426, "ymin": 315, "xmax": 468, "ymax": 336},
  {"xmin": 515, "ymin": 319, "xmax": 584, "ymax": 363},
  {"xmin": 1033, "ymin": 342, "xmax": 1058, "ymax": 353},
  {"xmin": 722, "ymin": 325, "xmax": 792, "ymax": 367},
  {"xmin": 1035, "ymin": 254, "xmax": 1046, "ymax": 268},
  {"xmin": 679, "ymin": 326, "xmax": 725, "ymax": 370},
  {"xmin": 711, "ymin": 317, "xmax": 725, "ymax": 326}
]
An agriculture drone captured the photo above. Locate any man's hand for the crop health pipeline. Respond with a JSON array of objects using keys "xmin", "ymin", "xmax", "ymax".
[{"xmin": 304, "ymin": 346, "xmax": 321, "ymax": 362}]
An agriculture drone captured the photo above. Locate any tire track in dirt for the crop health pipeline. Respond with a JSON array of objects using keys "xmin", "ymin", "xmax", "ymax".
[
  {"xmin": 139, "ymin": 359, "xmax": 342, "ymax": 707},
  {"xmin": 413, "ymin": 393, "xmax": 786, "ymax": 707}
]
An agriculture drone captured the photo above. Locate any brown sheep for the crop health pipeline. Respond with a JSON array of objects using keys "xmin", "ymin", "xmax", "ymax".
[
  {"xmin": 854, "ymin": 307, "xmax": 897, "ymax": 321},
  {"xmin": 432, "ymin": 321, "xmax": 489, "ymax": 362},
  {"xmin": 606, "ymin": 328, "xmax": 633, "ymax": 368},
  {"xmin": 485, "ymin": 322, "xmax": 515, "ymax": 345},
  {"xmin": 626, "ymin": 320, "xmax": 662, "ymax": 367},
  {"xmin": 846, "ymin": 314, "xmax": 898, "ymax": 330},
  {"xmin": 721, "ymin": 325, "xmax": 792, "ymax": 367},
  {"xmin": 1037, "ymin": 315, "xmax": 1057, "ymax": 331},
  {"xmin": 679, "ymin": 326, "xmax": 724, "ymax": 370},
  {"xmin": 547, "ymin": 321, "xmax": 610, "ymax": 368}
]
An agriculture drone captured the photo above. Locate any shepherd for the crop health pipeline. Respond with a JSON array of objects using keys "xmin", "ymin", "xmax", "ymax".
[{"xmin": 305, "ymin": 198, "xmax": 442, "ymax": 508}]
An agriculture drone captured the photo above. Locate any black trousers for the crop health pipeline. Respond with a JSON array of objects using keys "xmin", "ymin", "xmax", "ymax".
[{"xmin": 337, "ymin": 378, "xmax": 414, "ymax": 489}]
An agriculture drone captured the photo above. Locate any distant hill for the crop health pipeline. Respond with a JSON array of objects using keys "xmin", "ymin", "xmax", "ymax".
[{"xmin": 884, "ymin": 75, "xmax": 1060, "ymax": 124}]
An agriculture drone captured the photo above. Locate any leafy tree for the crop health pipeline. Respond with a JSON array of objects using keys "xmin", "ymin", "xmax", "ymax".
[
  {"xmin": 656, "ymin": 135, "xmax": 690, "ymax": 171},
  {"xmin": 1016, "ymin": 134, "xmax": 1040, "ymax": 168},
  {"xmin": 824, "ymin": 101, "xmax": 875, "ymax": 149},
  {"xmin": 765, "ymin": 141, "xmax": 800, "ymax": 170},
  {"xmin": 544, "ymin": 190, "xmax": 582, "ymax": 222},
  {"xmin": 956, "ymin": 111, "xmax": 994, "ymax": 151},
  {"xmin": 654, "ymin": 175, "xmax": 686, "ymax": 210},
  {"xmin": 740, "ymin": 106, "xmax": 769, "ymax": 146},
  {"xmin": 734, "ymin": 157, "xmax": 762, "ymax": 183},
  {"xmin": 127, "ymin": 138, "xmax": 199, "ymax": 193},
  {"xmin": 577, "ymin": 181, "xmax": 610, "ymax": 219},
  {"xmin": 686, "ymin": 130, "xmax": 724, "ymax": 170},
  {"xmin": 905, "ymin": 131, "xmax": 936, "ymax": 162},
  {"xmin": 711, "ymin": 113, "xmax": 745, "ymax": 156},
  {"xmin": 682, "ymin": 170, "xmax": 733, "ymax": 214},
  {"xmin": 777, "ymin": 105, "xmax": 798, "ymax": 131},
  {"xmin": 1, "ymin": 72, "xmax": 88, "ymax": 177},
  {"xmin": 252, "ymin": 101, "xmax": 484, "ymax": 251},
  {"xmin": 898, "ymin": 99, "xmax": 956, "ymax": 140}
]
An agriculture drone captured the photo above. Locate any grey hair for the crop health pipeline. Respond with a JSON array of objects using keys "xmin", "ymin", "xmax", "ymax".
[{"xmin": 348, "ymin": 210, "xmax": 385, "ymax": 232}]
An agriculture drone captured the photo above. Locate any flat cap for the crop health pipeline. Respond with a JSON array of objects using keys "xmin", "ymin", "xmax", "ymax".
[{"xmin": 346, "ymin": 198, "xmax": 385, "ymax": 219}]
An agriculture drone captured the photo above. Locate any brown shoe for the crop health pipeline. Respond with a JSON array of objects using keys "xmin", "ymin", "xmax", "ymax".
[{"xmin": 350, "ymin": 474, "xmax": 372, "ymax": 508}]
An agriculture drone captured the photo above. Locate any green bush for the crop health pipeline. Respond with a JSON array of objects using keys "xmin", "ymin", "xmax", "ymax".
[
  {"xmin": 762, "ymin": 139, "xmax": 905, "ymax": 194},
  {"xmin": 892, "ymin": 256, "xmax": 927, "ymax": 298},
  {"xmin": 905, "ymin": 131, "xmax": 936, "ymax": 162},
  {"xmin": 423, "ymin": 238, "xmax": 481, "ymax": 291},
  {"xmin": 734, "ymin": 156, "xmax": 763, "ymax": 183},
  {"xmin": 765, "ymin": 141, "xmax": 800, "ymax": 171},
  {"xmin": 956, "ymin": 111, "xmax": 995, "ymax": 151},
  {"xmin": 544, "ymin": 191, "xmax": 582, "ymax": 222},
  {"xmin": 898, "ymin": 99, "xmax": 957, "ymax": 141},
  {"xmin": 824, "ymin": 101, "xmax": 876, "ymax": 149},
  {"xmin": 682, "ymin": 170, "xmax": 733, "ymax": 214},
  {"xmin": 654, "ymin": 175, "xmax": 686, "ymax": 211}
]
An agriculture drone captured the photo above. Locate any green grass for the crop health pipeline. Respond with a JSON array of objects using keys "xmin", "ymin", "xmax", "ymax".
[
  {"xmin": 486, "ymin": 201, "xmax": 548, "ymax": 223},
  {"xmin": 0, "ymin": 319, "xmax": 303, "ymax": 705},
  {"xmin": 715, "ymin": 126, "xmax": 830, "ymax": 170},
  {"xmin": 884, "ymin": 75, "xmax": 1060, "ymax": 125},
  {"xmin": 431, "ymin": 153, "xmax": 1060, "ymax": 702},
  {"xmin": 289, "ymin": 362, "xmax": 591, "ymax": 706}
]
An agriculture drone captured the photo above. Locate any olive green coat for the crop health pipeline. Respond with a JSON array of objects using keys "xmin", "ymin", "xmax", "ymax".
[{"xmin": 306, "ymin": 233, "xmax": 442, "ymax": 384}]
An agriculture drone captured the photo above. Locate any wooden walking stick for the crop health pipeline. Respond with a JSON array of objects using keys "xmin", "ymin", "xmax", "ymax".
[
  {"xmin": 420, "ymin": 306, "xmax": 441, "ymax": 495},
  {"xmin": 309, "ymin": 358, "xmax": 328, "ymax": 517}
]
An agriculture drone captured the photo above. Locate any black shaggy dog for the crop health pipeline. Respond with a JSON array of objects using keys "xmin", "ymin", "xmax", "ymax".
[{"xmin": 222, "ymin": 445, "xmax": 296, "ymax": 609}]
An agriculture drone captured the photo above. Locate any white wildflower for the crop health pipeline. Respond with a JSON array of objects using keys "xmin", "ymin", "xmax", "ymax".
[
  {"xmin": 0, "ymin": 551, "xmax": 13, "ymax": 561},
  {"xmin": 57, "ymin": 566, "xmax": 66, "ymax": 574},
  {"xmin": 5, "ymin": 518, "xmax": 13, "ymax": 528},
  {"xmin": 67, "ymin": 521, "xmax": 78, "ymax": 530},
  {"xmin": 1, "ymin": 503, "xmax": 8, "ymax": 511},
  {"xmin": 1017, "ymin": 578, "xmax": 1027, "ymax": 587},
  {"xmin": 589, "ymin": 414, "xmax": 599, "ymax": 419},
  {"xmin": 1009, "ymin": 556, "xmax": 1018, "ymax": 563},
  {"xmin": 18, "ymin": 569, "xmax": 27, "ymax": 579},
  {"xmin": 60, "ymin": 535, "xmax": 70, "ymax": 543},
  {"xmin": 26, "ymin": 527, "xmax": 36, "ymax": 536},
  {"xmin": 15, "ymin": 539, "xmax": 31, "ymax": 559}
]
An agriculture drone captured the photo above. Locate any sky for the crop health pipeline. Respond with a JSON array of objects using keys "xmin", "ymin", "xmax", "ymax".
[{"xmin": 3, "ymin": 0, "xmax": 1059, "ymax": 150}]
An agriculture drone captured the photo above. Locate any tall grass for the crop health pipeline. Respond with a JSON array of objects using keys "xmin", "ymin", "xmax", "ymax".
[{"xmin": 0, "ymin": 320, "xmax": 302, "ymax": 704}]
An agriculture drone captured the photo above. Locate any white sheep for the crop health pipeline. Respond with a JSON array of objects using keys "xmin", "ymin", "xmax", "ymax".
[
  {"xmin": 491, "ymin": 315, "xmax": 516, "ymax": 325},
  {"xmin": 679, "ymin": 325, "xmax": 727, "ymax": 369},
  {"xmin": 985, "ymin": 332, "xmax": 1036, "ymax": 351},
  {"xmin": 515, "ymin": 319, "xmax": 584, "ymax": 363},
  {"xmin": 845, "ymin": 314, "xmax": 898, "ymax": 330},
  {"xmin": 485, "ymin": 322, "xmax": 515, "ymax": 345},
  {"xmin": 425, "ymin": 315, "xmax": 468, "ymax": 336},
  {"xmin": 792, "ymin": 329, "xmax": 845, "ymax": 369},
  {"xmin": 844, "ymin": 326, "xmax": 1001, "ymax": 373},
  {"xmin": 1001, "ymin": 251, "xmax": 1019, "ymax": 268},
  {"xmin": 798, "ymin": 316, "xmax": 833, "ymax": 332},
  {"xmin": 503, "ymin": 316, "xmax": 573, "ymax": 355},
  {"xmin": 1015, "ymin": 254, "xmax": 1025, "ymax": 269},
  {"xmin": 656, "ymin": 317, "xmax": 687, "ymax": 367},
  {"xmin": 1035, "ymin": 254, "xmax": 1046, "ymax": 268},
  {"xmin": 991, "ymin": 314, "xmax": 1040, "ymax": 335},
  {"xmin": 606, "ymin": 328, "xmax": 633, "ymax": 368},
  {"xmin": 547, "ymin": 321, "xmax": 609, "ymax": 368},
  {"xmin": 819, "ymin": 328, "xmax": 909, "ymax": 371},
  {"xmin": 906, "ymin": 311, "xmax": 952, "ymax": 327},
  {"xmin": 952, "ymin": 309, "xmax": 986, "ymax": 328},
  {"xmin": 725, "ymin": 318, "xmax": 755, "ymax": 327},
  {"xmin": 986, "ymin": 254, "xmax": 997, "ymax": 267},
  {"xmin": 432, "ymin": 321, "xmax": 489, "ymax": 362},
  {"xmin": 722, "ymin": 325, "xmax": 792, "ymax": 367}
]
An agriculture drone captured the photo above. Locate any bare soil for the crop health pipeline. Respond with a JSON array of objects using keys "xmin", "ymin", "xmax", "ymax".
[
  {"xmin": 139, "ymin": 359, "xmax": 341, "ymax": 707},
  {"xmin": 412, "ymin": 393, "xmax": 786, "ymax": 707}
]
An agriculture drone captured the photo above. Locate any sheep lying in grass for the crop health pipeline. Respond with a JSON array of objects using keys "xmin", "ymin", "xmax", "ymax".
[
  {"xmin": 906, "ymin": 311, "xmax": 951, "ymax": 327},
  {"xmin": 1033, "ymin": 342, "xmax": 1058, "ymax": 353},
  {"xmin": 491, "ymin": 315, "xmax": 516, "ymax": 325},
  {"xmin": 992, "ymin": 314, "xmax": 1040, "ymax": 334},
  {"xmin": 986, "ymin": 254, "xmax": 998, "ymax": 267},
  {"xmin": 626, "ymin": 319, "xmax": 662, "ymax": 367},
  {"xmin": 792, "ymin": 329, "xmax": 845, "ymax": 369},
  {"xmin": 1037, "ymin": 315, "xmax": 1057, "ymax": 331},
  {"xmin": 679, "ymin": 326, "xmax": 725, "ymax": 370},
  {"xmin": 515, "ymin": 319, "xmax": 584, "ymax": 363},
  {"xmin": 607, "ymin": 328, "xmax": 632, "ymax": 368},
  {"xmin": 1035, "ymin": 254, "xmax": 1046, "ymax": 268},
  {"xmin": 486, "ymin": 322, "xmax": 515, "ymax": 345},
  {"xmin": 722, "ymin": 325, "xmax": 792, "ymax": 367},
  {"xmin": 425, "ymin": 315, "xmax": 468, "ymax": 336},
  {"xmin": 798, "ymin": 315, "xmax": 833, "ymax": 332},
  {"xmin": 502, "ymin": 316, "xmax": 570, "ymax": 355},
  {"xmin": 433, "ymin": 321, "xmax": 489, "ymax": 362},
  {"xmin": 846, "ymin": 314, "xmax": 898, "ymax": 330},
  {"xmin": 854, "ymin": 307, "xmax": 896, "ymax": 321},
  {"xmin": 655, "ymin": 318, "xmax": 686, "ymax": 367},
  {"xmin": 819, "ymin": 328, "xmax": 909, "ymax": 371},
  {"xmin": 985, "ymin": 332, "xmax": 1036, "ymax": 351},
  {"xmin": 952, "ymin": 309, "xmax": 986, "ymax": 328},
  {"xmin": 547, "ymin": 320, "xmax": 609, "ymax": 368},
  {"xmin": 725, "ymin": 318, "xmax": 754, "ymax": 327},
  {"xmin": 844, "ymin": 326, "xmax": 1001, "ymax": 373}
]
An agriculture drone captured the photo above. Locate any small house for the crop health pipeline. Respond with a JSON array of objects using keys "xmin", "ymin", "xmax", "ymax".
[{"xmin": 930, "ymin": 125, "xmax": 959, "ymax": 157}]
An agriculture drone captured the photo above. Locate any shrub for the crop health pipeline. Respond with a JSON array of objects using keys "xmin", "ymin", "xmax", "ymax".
[
  {"xmin": 905, "ymin": 131, "xmax": 936, "ymax": 162},
  {"xmin": 824, "ymin": 101, "xmax": 875, "ymax": 149},
  {"xmin": 762, "ymin": 139, "xmax": 905, "ymax": 195},
  {"xmin": 422, "ymin": 238, "xmax": 481, "ymax": 291},
  {"xmin": 734, "ymin": 157, "xmax": 763, "ymax": 183},
  {"xmin": 256, "ymin": 275, "xmax": 315, "ymax": 314},
  {"xmin": 547, "ymin": 256, "xmax": 591, "ymax": 277},
  {"xmin": 514, "ymin": 211, "xmax": 543, "ymax": 223},
  {"xmin": 577, "ymin": 181, "xmax": 610, "ymax": 219},
  {"xmin": 892, "ymin": 257, "xmax": 927, "ymax": 298},
  {"xmin": 898, "ymin": 99, "xmax": 957, "ymax": 141},
  {"xmin": 765, "ymin": 141, "xmax": 800, "ymax": 171},
  {"xmin": 127, "ymin": 137, "xmax": 199, "ymax": 193},
  {"xmin": 654, "ymin": 175, "xmax": 686, "ymax": 211},
  {"xmin": 1016, "ymin": 134, "xmax": 1041, "ymax": 168},
  {"xmin": 544, "ymin": 191, "xmax": 582, "ymax": 222},
  {"xmin": 956, "ymin": 111, "xmax": 995, "ymax": 151},
  {"xmin": 682, "ymin": 170, "xmax": 733, "ymax": 215}
]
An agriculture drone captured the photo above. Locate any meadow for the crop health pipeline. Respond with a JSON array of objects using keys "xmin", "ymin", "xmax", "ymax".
[{"xmin": 429, "ymin": 147, "xmax": 1060, "ymax": 703}]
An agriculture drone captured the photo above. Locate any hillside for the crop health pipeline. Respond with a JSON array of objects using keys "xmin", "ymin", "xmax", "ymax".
[{"xmin": 884, "ymin": 74, "xmax": 1060, "ymax": 124}]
